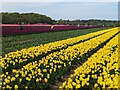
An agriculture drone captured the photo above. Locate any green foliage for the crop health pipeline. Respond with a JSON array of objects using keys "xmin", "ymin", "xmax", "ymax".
[
  {"xmin": 2, "ymin": 12, "xmax": 53, "ymax": 24},
  {"xmin": 66, "ymin": 19, "xmax": 118, "ymax": 26}
]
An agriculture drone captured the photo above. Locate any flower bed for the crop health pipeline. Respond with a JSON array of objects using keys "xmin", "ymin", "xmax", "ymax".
[
  {"xmin": 0, "ymin": 28, "xmax": 118, "ymax": 89},
  {"xmin": 59, "ymin": 32, "xmax": 119, "ymax": 89},
  {"xmin": 1, "ymin": 24, "xmax": 103, "ymax": 36},
  {"xmin": 1, "ymin": 28, "xmax": 111, "ymax": 72}
]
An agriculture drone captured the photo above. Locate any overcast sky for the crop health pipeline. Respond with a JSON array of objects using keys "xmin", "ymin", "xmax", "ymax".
[
  {"xmin": 1, "ymin": 0, "xmax": 120, "ymax": 2},
  {"xmin": 1, "ymin": 1, "xmax": 118, "ymax": 20}
]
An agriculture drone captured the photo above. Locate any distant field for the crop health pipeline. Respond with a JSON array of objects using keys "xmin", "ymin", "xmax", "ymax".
[{"xmin": 2, "ymin": 28, "xmax": 108, "ymax": 56}]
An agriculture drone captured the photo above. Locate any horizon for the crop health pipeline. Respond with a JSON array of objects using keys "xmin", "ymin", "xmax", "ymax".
[{"xmin": 1, "ymin": 2, "xmax": 118, "ymax": 20}]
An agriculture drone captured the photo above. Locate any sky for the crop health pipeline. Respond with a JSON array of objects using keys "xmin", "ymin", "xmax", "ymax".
[
  {"xmin": 1, "ymin": 1, "xmax": 119, "ymax": 20},
  {"xmin": 1, "ymin": 0, "xmax": 120, "ymax": 2}
]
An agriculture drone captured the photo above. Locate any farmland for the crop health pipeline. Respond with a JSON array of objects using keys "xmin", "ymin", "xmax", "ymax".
[
  {"xmin": 2, "ymin": 27, "xmax": 107, "ymax": 56},
  {"xmin": 59, "ymin": 31, "xmax": 119, "ymax": 89},
  {"xmin": 0, "ymin": 27, "xmax": 119, "ymax": 89}
]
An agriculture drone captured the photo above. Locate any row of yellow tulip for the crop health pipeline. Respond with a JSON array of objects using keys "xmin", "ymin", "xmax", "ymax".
[
  {"xmin": 59, "ymin": 33, "xmax": 119, "ymax": 89},
  {"xmin": 0, "ymin": 28, "xmax": 118, "ymax": 89},
  {"xmin": 1, "ymin": 28, "xmax": 111, "ymax": 72}
]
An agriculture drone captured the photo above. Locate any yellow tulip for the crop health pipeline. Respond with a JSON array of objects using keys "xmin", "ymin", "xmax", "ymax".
[{"xmin": 14, "ymin": 84, "xmax": 18, "ymax": 89}]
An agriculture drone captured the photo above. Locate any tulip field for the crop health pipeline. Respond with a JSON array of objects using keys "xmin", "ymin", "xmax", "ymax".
[
  {"xmin": 1, "ymin": 24, "xmax": 103, "ymax": 36},
  {"xmin": 2, "ymin": 27, "xmax": 107, "ymax": 56},
  {"xmin": 59, "ymin": 30, "xmax": 119, "ymax": 89},
  {"xmin": 0, "ymin": 27, "xmax": 119, "ymax": 89}
]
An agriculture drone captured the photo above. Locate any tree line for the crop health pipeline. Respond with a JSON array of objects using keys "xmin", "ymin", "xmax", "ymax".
[
  {"xmin": 56, "ymin": 19, "xmax": 118, "ymax": 27},
  {"xmin": 1, "ymin": 12, "xmax": 118, "ymax": 26},
  {"xmin": 2, "ymin": 12, "xmax": 53, "ymax": 24}
]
